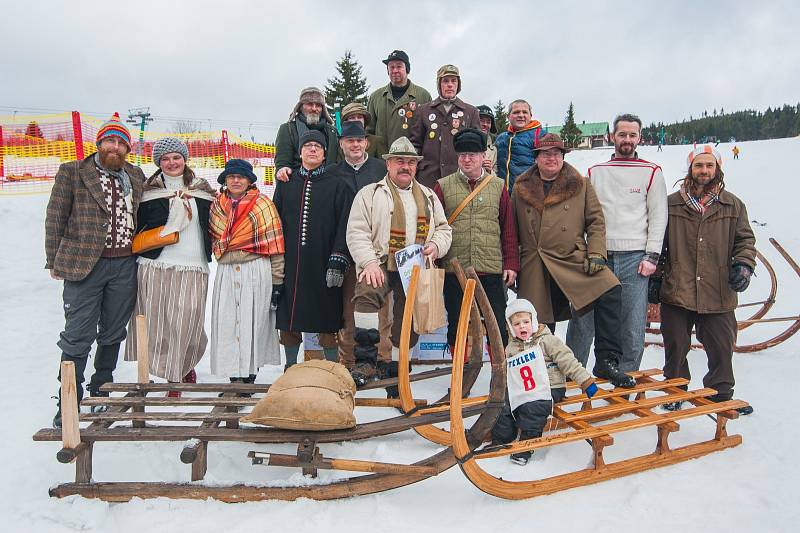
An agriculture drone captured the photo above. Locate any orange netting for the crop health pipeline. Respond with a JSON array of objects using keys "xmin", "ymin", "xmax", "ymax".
[{"xmin": 0, "ymin": 111, "xmax": 276, "ymax": 196}]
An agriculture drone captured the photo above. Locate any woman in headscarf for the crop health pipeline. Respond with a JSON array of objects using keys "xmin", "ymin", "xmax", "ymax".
[
  {"xmin": 208, "ymin": 159, "xmax": 285, "ymax": 385},
  {"xmin": 125, "ymin": 138, "xmax": 216, "ymax": 396}
]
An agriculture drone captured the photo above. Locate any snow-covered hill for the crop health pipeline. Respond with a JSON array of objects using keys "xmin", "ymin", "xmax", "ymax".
[{"xmin": 2, "ymin": 138, "xmax": 798, "ymax": 532}]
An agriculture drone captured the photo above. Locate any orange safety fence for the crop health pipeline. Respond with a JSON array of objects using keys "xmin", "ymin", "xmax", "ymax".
[{"xmin": 0, "ymin": 111, "xmax": 276, "ymax": 197}]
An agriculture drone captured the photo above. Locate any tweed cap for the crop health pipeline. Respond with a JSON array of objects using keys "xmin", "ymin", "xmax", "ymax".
[
  {"xmin": 382, "ymin": 136, "xmax": 422, "ymax": 161},
  {"xmin": 341, "ymin": 102, "xmax": 371, "ymax": 126},
  {"xmin": 533, "ymin": 133, "xmax": 571, "ymax": 154},
  {"xmin": 96, "ymin": 112, "xmax": 131, "ymax": 149},
  {"xmin": 152, "ymin": 137, "xmax": 189, "ymax": 167}
]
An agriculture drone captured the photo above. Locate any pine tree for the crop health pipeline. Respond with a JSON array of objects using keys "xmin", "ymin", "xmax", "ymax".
[
  {"xmin": 493, "ymin": 100, "xmax": 508, "ymax": 132},
  {"xmin": 561, "ymin": 102, "xmax": 582, "ymax": 148},
  {"xmin": 324, "ymin": 50, "xmax": 369, "ymax": 109}
]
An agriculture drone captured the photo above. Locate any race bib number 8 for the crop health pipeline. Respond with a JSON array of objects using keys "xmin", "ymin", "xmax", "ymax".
[{"xmin": 520, "ymin": 366, "xmax": 536, "ymax": 391}]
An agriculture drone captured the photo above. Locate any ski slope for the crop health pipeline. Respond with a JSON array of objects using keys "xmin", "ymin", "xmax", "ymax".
[{"xmin": 1, "ymin": 137, "xmax": 798, "ymax": 532}]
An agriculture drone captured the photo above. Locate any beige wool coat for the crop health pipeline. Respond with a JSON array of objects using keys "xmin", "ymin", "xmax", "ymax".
[
  {"xmin": 511, "ymin": 162, "xmax": 619, "ymax": 323},
  {"xmin": 346, "ymin": 176, "xmax": 452, "ymax": 275}
]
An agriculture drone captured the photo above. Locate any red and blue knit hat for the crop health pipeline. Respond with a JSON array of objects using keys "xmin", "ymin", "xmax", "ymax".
[{"xmin": 96, "ymin": 112, "xmax": 131, "ymax": 149}]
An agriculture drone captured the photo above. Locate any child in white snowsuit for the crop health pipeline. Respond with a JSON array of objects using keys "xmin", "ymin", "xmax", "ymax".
[{"xmin": 492, "ymin": 298, "xmax": 598, "ymax": 465}]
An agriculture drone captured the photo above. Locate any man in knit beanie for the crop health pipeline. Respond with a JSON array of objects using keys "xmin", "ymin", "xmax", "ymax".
[
  {"xmin": 45, "ymin": 112, "xmax": 145, "ymax": 428},
  {"xmin": 274, "ymin": 86, "xmax": 339, "ymax": 182}
]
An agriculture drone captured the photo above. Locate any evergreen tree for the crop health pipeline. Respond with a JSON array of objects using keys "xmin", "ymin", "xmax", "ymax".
[
  {"xmin": 325, "ymin": 50, "xmax": 369, "ymax": 109},
  {"xmin": 493, "ymin": 99, "xmax": 508, "ymax": 132},
  {"xmin": 561, "ymin": 102, "xmax": 583, "ymax": 148}
]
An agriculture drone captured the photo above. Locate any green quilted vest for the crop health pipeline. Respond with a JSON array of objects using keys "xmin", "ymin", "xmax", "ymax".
[{"xmin": 439, "ymin": 171, "xmax": 504, "ymax": 274}]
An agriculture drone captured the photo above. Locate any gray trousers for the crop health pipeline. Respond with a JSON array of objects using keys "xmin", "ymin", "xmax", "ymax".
[
  {"xmin": 566, "ymin": 251, "xmax": 649, "ymax": 372},
  {"xmin": 57, "ymin": 256, "xmax": 137, "ymax": 399}
]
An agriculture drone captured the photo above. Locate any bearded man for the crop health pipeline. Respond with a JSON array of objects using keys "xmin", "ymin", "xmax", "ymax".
[
  {"xmin": 45, "ymin": 113, "xmax": 145, "ymax": 428},
  {"xmin": 275, "ymin": 86, "xmax": 339, "ymax": 182},
  {"xmin": 651, "ymin": 146, "xmax": 755, "ymax": 415}
]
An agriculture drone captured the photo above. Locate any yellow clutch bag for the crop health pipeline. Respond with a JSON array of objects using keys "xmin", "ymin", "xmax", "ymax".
[{"xmin": 132, "ymin": 226, "xmax": 179, "ymax": 254}]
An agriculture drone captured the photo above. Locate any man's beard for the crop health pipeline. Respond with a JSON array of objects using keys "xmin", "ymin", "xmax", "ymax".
[
  {"xmin": 616, "ymin": 143, "xmax": 636, "ymax": 157},
  {"xmin": 99, "ymin": 150, "xmax": 124, "ymax": 170},
  {"xmin": 305, "ymin": 112, "xmax": 321, "ymax": 125}
]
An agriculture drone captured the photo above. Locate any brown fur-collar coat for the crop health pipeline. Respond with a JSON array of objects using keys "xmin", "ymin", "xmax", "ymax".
[{"xmin": 511, "ymin": 162, "xmax": 619, "ymax": 323}]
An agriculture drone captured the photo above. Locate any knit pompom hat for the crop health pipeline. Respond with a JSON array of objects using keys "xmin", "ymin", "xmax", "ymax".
[
  {"xmin": 152, "ymin": 137, "xmax": 189, "ymax": 167},
  {"xmin": 96, "ymin": 112, "xmax": 131, "ymax": 149}
]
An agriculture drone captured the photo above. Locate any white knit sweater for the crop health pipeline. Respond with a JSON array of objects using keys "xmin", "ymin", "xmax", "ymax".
[
  {"xmin": 587, "ymin": 157, "xmax": 668, "ymax": 254},
  {"xmin": 140, "ymin": 174, "xmax": 209, "ymax": 273}
]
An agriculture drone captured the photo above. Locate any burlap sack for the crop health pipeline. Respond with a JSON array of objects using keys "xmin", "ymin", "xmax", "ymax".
[{"xmin": 241, "ymin": 360, "xmax": 357, "ymax": 430}]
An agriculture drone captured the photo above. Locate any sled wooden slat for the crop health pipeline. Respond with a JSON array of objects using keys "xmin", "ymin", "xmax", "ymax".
[
  {"xmin": 473, "ymin": 399, "xmax": 747, "ymax": 460},
  {"xmin": 556, "ymin": 376, "xmax": 689, "ymax": 406},
  {"xmin": 99, "ymin": 367, "xmax": 453, "ymax": 394},
  {"xmin": 555, "ymin": 387, "xmax": 718, "ymax": 423},
  {"xmin": 80, "ymin": 396, "xmax": 428, "ymax": 409}
]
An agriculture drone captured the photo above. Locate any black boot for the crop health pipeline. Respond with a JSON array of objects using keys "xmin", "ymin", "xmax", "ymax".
[
  {"xmin": 351, "ymin": 328, "xmax": 380, "ymax": 387},
  {"xmin": 88, "ymin": 343, "xmax": 121, "ymax": 394},
  {"xmin": 239, "ymin": 374, "xmax": 257, "ymax": 397},
  {"xmin": 510, "ymin": 451, "xmax": 532, "ymax": 465},
  {"xmin": 593, "ymin": 357, "xmax": 636, "ymax": 388},
  {"xmin": 378, "ymin": 360, "xmax": 400, "ymax": 399},
  {"xmin": 88, "ymin": 389, "xmax": 110, "ymax": 414},
  {"xmin": 708, "ymin": 393, "xmax": 754, "ymax": 416},
  {"xmin": 662, "ymin": 400, "xmax": 684, "ymax": 411}
]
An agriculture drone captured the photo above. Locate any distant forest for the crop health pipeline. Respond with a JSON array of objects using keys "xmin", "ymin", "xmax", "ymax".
[{"xmin": 641, "ymin": 103, "xmax": 800, "ymax": 145}]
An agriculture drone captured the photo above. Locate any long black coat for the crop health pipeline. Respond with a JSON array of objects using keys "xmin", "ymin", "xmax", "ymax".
[
  {"xmin": 273, "ymin": 167, "xmax": 354, "ymax": 333},
  {"xmin": 325, "ymin": 156, "xmax": 387, "ymax": 194}
]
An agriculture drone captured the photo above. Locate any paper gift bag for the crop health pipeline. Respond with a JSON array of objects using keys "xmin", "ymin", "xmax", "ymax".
[{"xmin": 413, "ymin": 257, "xmax": 447, "ymax": 334}]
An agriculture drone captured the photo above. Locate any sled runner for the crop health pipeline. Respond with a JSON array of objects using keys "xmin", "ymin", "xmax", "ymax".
[{"xmin": 646, "ymin": 237, "xmax": 800, "ymax": 353}]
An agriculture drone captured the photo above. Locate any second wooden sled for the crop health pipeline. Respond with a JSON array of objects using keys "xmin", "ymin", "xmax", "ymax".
[{"xmin": 448, "ymin": 345, "xmax": 750, "ymax": 499}]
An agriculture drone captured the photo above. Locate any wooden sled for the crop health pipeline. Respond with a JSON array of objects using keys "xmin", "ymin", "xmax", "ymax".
[
  {"xmin": 449, "ymin": 351, "xmax": 750, "ymax": 499},
  {"xmin": 646, "ymin": 237, "xmax": 800, "ymax": 353},
  {"xmin": 33, "ymin": 264, "xmax": 506, "ymax": 502}
]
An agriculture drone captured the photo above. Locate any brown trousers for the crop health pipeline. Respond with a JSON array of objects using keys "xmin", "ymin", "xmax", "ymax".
[
  {"xmin": 279, "ymin": 330, "xmax": 337, "ymax": 361},
  {"xmin": 353, "ymin": 266, "xmax": 419, "ymax": 350},
  {"xmin": 660, "ymin": 303, "xmax": 737, "ymax": 400},
  {"xmin": 339, "ymin": 267, "xmax": 393, "ymax": 366}
]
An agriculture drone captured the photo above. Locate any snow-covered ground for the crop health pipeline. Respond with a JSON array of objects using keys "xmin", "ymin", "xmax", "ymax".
[{"xmin": 2, "ymin": 138, "xmax": 798, "ymax": 532}]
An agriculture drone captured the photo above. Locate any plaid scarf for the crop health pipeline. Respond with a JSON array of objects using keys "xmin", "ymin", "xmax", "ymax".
[
  {"xmin": 680, "ymin": 183, "xmax": 720, "ymax": 215},
  {"xmin": 386, "ymin": 178, "xmax": 430, "ymax": 271},
  {"xmin": 209, "ymin": 186, "xmax": 284, "ymax": 259}
]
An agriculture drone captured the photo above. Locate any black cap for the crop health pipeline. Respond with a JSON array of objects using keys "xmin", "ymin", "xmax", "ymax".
[
  {"xmin": 382, "ymin": 50, "xmax": 411, "ymax": 73},
  {"xmin": 453, "ymin": 128, "xmax": 487, "ymax": 153},
  {"xmin": 476, "ymin": 105, "xmax": 497, "ymax": 134},
  {"xmin": 299, "ymin": 130, "xmax": 328, "ymax": 152},
  {"xmin": 340, "ymin": 121, "xmax": 367, "ymax": 139},
  {"xmin": 218, "ymin": 158, "xmax": 257, "ymax": 185}
]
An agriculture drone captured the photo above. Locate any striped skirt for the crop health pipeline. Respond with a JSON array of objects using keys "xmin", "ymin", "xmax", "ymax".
[{"xmin": 124, "ymin": 261, "xmax": 209, "ymax": 382}]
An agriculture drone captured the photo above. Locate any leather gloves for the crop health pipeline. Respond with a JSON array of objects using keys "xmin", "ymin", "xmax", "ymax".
[
  {"xmin": 583, "ymin": 253, "xmax": 607, "ymax": 276},
  {"xmin": 729, "ymin": 263, "xmax": 753, "ymax": 292}
]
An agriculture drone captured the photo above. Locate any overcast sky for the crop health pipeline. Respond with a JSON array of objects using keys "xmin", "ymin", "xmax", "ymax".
[{"xmin": 3, "ymin": 0, "xmax": 798, "ymax": 142}]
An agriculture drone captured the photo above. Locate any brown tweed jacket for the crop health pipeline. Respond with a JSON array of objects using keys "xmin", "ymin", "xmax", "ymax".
[{"xmin": 45, "ymin": 155, "xmax": 144, "ymax": 281}]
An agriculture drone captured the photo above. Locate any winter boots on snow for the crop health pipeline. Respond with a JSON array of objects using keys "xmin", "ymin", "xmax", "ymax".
[
  {"xmin": 351, "ymin": 327, "xmax": 380, "ymax": 387},
  {"xmin": 593, "ymin": 357, "xmax": 636, "ymax": 388},
  {"xmin": 510, "ymin": 451, "xmax": 532, "ymax": 466}
]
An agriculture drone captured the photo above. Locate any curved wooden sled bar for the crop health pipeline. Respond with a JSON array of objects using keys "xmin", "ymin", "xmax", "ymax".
[
  {"xmin": 396, "ymin": 261, "xmax": 495, "ymax": 446},
  {"xmin": 646, "ymin": 238, "xmax": 800, "ymax": 353}
]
